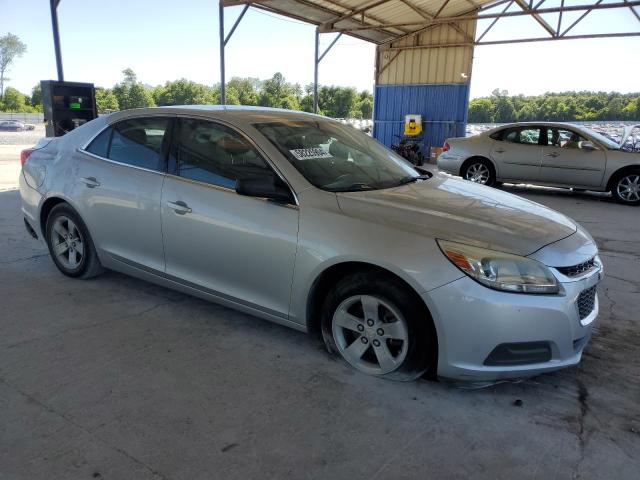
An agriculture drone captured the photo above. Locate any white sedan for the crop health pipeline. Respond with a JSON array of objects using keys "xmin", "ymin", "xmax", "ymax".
[{"xmin": 438, "ymin": 122, "xmax": 640, "ymax": 205}]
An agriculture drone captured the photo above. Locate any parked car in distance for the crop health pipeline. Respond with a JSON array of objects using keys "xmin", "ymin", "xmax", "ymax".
[
  {"xmin": 0, "ymin": 120, "xmax": 35, "ymax": 132},
  {"xmin": 20, "ymin": 107, "xmax": 602, "ymax": 383},
  {"xmin": 438, "ymin": 122, "xmax": 640, "ymax": 205}
]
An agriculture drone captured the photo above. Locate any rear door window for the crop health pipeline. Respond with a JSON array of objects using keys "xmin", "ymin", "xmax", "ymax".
[
  {"xmin": 503, "ymin": 127, "xmax": 541, "ymax": 145},
  {"xmin": 85, "ymin": 117, "xmax": 170, "ymax": 172}
]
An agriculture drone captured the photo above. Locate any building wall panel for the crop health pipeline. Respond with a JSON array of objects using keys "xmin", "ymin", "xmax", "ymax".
[{"xmin": 373, "ymin": 83, "xmax": 470, "ymax": 150}]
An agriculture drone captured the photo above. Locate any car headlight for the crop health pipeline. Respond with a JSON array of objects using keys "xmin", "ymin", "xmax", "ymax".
[{"xmin": 437, "ymin": 239, "xmax": 560, "ymax": 294}]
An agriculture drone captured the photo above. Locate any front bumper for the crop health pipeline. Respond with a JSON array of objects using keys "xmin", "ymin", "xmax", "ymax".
[{"xmin": 423, "ymin": 267, "xmax": 601, "ymax": 381}]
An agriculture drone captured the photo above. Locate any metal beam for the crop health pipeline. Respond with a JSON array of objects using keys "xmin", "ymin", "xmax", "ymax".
[
  {"xmin": 624, "ymin": 0, "xmax": 640, "ymax": 21},
  {"xmin": 434, "ymin": 0, "xmax": 453, "ymax": 18},
  {"xmin": 376, "ymin": 50, "xmax": 401, "ymax": 81},
  {"xmin": 556, "ymin": 0, "xmax": 564, "ymax": 35},
  {"xmin": 224, "ymin": 4, "xmax": 250, "ymax": 46},
  {"xmin": 513, "ymin": 0, "xmax": 556, "ymax": 37},
  {"xmin": 560, "ymin": 0, "xmax": 603, "ymax": 36},
  {"xmin": 49, "ymin": 0, "xmax": 64, "ymax": 81},
  {"xmin": 313, "ymin": 30, "xmax": 319, "ymax": 113},
  {"xmin": 399, "ymin": 0, "xmax": 434, "ymax": 20},
  {"xmin": 322, "ymin": 0, "xmax": 392, "ymax": 28},
  {"xmin": 320, "ymin": 1, "xmax": 640, "ymax": 32},
  {"xmin": 318, "ymin": 33, "xmax": 343, "ymax": 62},
  {"xmin": 382, "ymin": 31, "xmax": 640, "ymax": 50},
  {"xmin": 476, "ymin": 1, "xmax": 512, "ymax": 43},
  {"xmin": 219, "ymin": 4, "xmax": 251, "ymax": 105},
  {"xmin": 313, "ymin": 31, "xmax": 343, "ymax": 112}
]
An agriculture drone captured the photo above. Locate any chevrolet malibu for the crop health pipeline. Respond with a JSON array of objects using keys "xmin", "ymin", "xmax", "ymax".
[{"xmin": 20, "ymin": 106, "xmax": 602, "ymax": 382}]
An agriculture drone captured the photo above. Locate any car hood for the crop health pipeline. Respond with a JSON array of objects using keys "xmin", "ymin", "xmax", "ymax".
[{"xmin": 336, "ymin": 174, "xmax": 577, "ymax": 257}]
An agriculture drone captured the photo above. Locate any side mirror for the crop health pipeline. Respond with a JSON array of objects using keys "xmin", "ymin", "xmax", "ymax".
[
  {"xmin": 236, "ymin": 174, "xmax": 295, "ymax": 205},
  {"xmin": 580, "ymin": 141, "xmax": 597, "ymax": 151}
]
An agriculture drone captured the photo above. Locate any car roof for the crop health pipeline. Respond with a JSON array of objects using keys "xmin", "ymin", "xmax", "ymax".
[{"xmin": 106, "ymin": 105, "xmax": 326, "ymax": 124}]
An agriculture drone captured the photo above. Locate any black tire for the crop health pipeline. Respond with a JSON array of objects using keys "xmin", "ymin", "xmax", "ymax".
[
  {"xmin": 610, "ymin": 169, "xmax": 640, "ymax": 206},
  {"xmin": 45, "ymin": 203, "xmax": 104, "ymax": 278},
  {"xmin": 321, "ymin": 272, "xmax": 436, "ymax": 381},
  {"xmin": 461, "ymin": 158, "xmax": 496, "ymax": 187}
]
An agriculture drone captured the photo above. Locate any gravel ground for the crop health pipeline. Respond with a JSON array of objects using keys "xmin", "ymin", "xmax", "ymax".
[{"xmin": 0, "ymin": 125, "xmax": 46, "ymax": 146}]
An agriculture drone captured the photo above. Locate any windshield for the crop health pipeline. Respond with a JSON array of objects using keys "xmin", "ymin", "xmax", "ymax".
[
  {"xmin": 253, "ymin": 119, "xmax": 419, "ymax": 191},
  {"xmin": 582, "ymin": 127, "xmax": 620, "ymax": 150}
]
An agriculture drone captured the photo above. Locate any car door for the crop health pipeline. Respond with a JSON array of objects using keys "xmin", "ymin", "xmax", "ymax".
[
  {"xmin": 161, "ymin": 116, "xmax": 299, "ymax": 319},
  {"xmin": 539, "ymin": 127, "xmax": 607, "ymax": 187},
  {"xmin": 490, "ymin": 126, "xmax": 543, "ymax": 181},
  {"xmin": 76, "ymin": 116, "xmax": 172, "ymax": 272}
]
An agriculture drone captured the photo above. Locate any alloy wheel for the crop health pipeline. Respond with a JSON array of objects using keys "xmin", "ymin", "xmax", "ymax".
[
  {"xmin": 465, "ymin": 163, "xmax": 490, "ymax": 184},
  {"xmin": 617, "ymin": 174, "xmax": 640, "ymax": 203},
  {"xmin": 332, "ymin": 294, "xmax": 409, "ymax": 375},
  {"xmin": 51, "ymin": 215, "xmax": 85, "ymax": 270}
]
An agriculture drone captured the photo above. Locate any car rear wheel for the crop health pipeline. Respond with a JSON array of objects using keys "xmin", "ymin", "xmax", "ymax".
[
  {"xmin": 45, "ymin": 204, "xmax": 104, "ymax": 278},
  {"xmin": 321, "ymin": 272, "xmax": 435, "ymax": 381},
  {"xmin": 611, "ymin": 171, "xmax": 640, "ymax": 206},
  {"xmin": 462, "ymin": 159, "xmax": 496, "ymax": 187}
]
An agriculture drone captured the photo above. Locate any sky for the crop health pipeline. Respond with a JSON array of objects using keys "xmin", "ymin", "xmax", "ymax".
[{"xmin": 1, "ymin": 0, "xmax": 639, "ymax": 99}]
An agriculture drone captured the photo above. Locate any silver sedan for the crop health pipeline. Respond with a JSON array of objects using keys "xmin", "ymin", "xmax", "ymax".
[
  {"xmin": 20, "ymin": 107, "xmax": 602, "ymax": 382},
  {"xmin": 438, "ymin": 122, "xmax": 640, "ymax": 205}
]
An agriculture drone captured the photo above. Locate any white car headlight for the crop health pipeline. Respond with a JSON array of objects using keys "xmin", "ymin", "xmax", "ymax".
[{"xmin": 437, "ymin": 240, "xmax": 560, "ymax": 294}]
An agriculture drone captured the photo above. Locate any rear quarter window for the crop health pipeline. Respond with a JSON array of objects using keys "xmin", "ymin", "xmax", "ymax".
[{"xmin": 85, "ymin": 127, "xmax": 112, "ymax": 158}]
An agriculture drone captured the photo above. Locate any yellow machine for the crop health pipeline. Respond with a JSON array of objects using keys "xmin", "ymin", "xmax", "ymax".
[{"xmin": 404, "ymin": 114, "xmax": 422, "ymax": 136}]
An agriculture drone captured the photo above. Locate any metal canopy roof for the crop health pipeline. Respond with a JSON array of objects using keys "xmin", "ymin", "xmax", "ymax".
[
  {"xmin": 221, "ymin": 0, "xmax": 640, "ymax": 46},
  {"xmin": 222, "ymin": 0, "xmax": 493, "ymax": 44}
]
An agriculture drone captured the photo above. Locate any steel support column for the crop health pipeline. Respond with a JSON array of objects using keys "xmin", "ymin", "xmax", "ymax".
[
  {"xmin": 219, "ymin": 3, "xmax": 249, "ymax": 105},
  {"xmin": 219, "ymin": 2, "xmax": 226, "ymax": 104},
  {"xmin": 313, "ymin": 30, "xmax": 342, "ymax": 113},
  {"xmin": 313, "ymin": 30, "xmax": 319, "ymax": 113},
  {"xmin": 49, "ymin": 0, "xmax": 64, "ymax": 81}
]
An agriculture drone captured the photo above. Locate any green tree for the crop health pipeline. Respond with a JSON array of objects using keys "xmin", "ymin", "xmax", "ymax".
[
  {"xmin": 227, "ymin": 77, "xmax": 260, "ymax": 105},
  {"xmin": 112, "ymin": 69, "xmax": 154, "ymax": 110},
  {"xmin": 492, "ymin": 89, "xmax": 516, "ymax": 123},
  {"xmin": 154, "ymin": 78, "xmax": 215, "ymax": 106},
  {"xmin": 468, "ymin": 98, "xmax": 494, "ymax": 122},
  {"xmin": 0, "ymin": 33, "xmax": 27, "ymax": 98},
  {"xmin": 258, "ymin": 72, "xmax": 300, "ymax": 110},
  {"xmin": 359, "ymin": 96, "xmax": 373, "ymax": 119},
  {"xmin": 95, "ymin": 87, "xmax": 119, "ymax": 113},
  {"xmin": 1, "ymin": 86, "xmax": 29, "ymax": 112},
  {"xmin": 30, "ymin": 83, "xmax": 42, "ymax": 109}
]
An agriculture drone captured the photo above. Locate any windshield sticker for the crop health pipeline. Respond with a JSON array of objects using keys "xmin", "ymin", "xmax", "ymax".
[{"xmin": 289, "ymin": 148, "xmax": 332, "ymax": 160}]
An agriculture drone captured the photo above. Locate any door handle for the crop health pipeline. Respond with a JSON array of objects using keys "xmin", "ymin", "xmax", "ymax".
[
  {"xmin": 545, "ymin": 152, "xmax": 559, "ymax": 158},
  {"xmin": 79, "ymin": 176, "xmax": 100, "ymax": 188},
  {"xmin": 495, "ymin": 149, "xmax": 505, "ymax": 154},
  {"xmin": 166, "ymin": 200, "xmax": 192, "ymax": 215}
]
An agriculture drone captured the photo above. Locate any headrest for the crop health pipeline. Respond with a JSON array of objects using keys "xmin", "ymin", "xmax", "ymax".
[
  {"xmin": 304, "ymin": 132, "xmax": 330, "ymax": 147},
  {"xmin": 124, "ymin": 128, "xmax": 147, "ymax": 145},
  {"xmin": 217, "ymin": 136, "xmax": 250, "ymax": 154},
  {"xmin": 329, "ymin": 141, "xmax": 349, "ymax": 158}
]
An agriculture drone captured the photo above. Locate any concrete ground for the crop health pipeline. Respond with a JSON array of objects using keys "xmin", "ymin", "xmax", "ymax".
[{"xmin": 1, "ymin": 140, "xmax": 639, "ymax": 480}]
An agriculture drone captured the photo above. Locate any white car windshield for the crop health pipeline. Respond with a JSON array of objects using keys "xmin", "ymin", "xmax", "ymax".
[{"xmin": 253, "ymin": 120, "xmax": 420, "ymax": 192}]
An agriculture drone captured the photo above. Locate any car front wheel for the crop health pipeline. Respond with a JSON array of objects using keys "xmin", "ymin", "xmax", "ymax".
[
  {"xmin": 611, "ymin": 170, "xmax": 640, "ymax": 205},
  {"xmin": 321, "ymin": 272, "xmax": 435, "ymax": 381}
]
